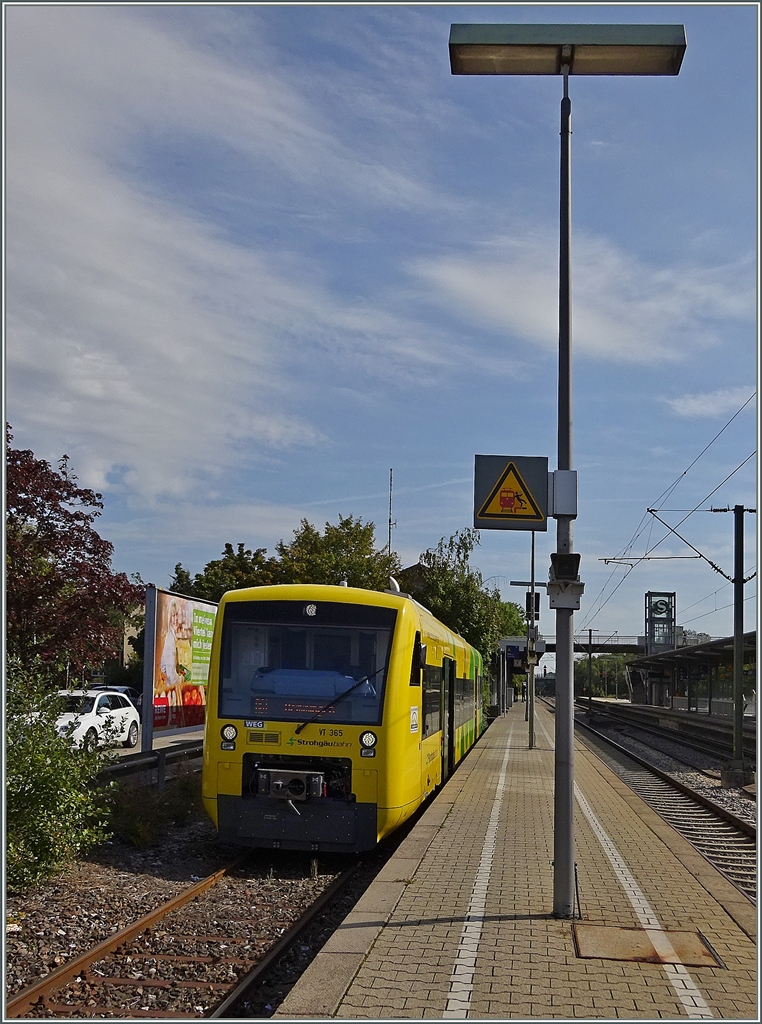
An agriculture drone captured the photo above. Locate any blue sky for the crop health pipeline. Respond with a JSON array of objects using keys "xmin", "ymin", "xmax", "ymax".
[{"xmin": 4, "ymin": 3, "xmax": 758, "ymax": 654}]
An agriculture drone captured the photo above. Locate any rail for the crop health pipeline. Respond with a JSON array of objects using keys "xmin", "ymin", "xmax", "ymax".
[
  {"xmin": 5, "ymin": 861, "xmax": 234, "ymax": 1018},
  {"xmin": 573, "ymin": 715, "xmax": 756, "ymax": 902},
  {"xmin": 6, "ymin": 857, "xmax": 356, "ymax": 1020},
  {"xmin": 578, "ymin": 699, "xmax": 756, "ymax": 762}
]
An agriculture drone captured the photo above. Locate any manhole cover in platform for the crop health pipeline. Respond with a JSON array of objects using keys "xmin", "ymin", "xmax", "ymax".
[{"xmin": 573, "ymin": 924, "xmax": 722, "ymax": 967}]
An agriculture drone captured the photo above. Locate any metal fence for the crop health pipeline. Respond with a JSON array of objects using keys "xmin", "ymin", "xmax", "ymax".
[{"xmin": 99, "ymin": 740, "xmax": 203, "ymax": 792}]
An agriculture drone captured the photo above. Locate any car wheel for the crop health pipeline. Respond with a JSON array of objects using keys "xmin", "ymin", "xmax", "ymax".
[
  {"xmin": 124, "ymin": 721, "xmax": 139, "ymax": 748},
  {"xmin": 83, "ymin": 728, "xmax": 99, "ymax": 752}
]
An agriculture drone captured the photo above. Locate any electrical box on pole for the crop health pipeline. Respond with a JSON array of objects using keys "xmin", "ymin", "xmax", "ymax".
[{"xmin": 526, "ymin": 591, "xmax": 540, "ymax": 622}]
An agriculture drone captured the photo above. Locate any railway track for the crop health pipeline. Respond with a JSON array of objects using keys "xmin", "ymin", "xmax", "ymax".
[
  {"xmin": 579, "ymin": 698, "xmax": 756, "ymax": 765},
  {"xmin": 575, "ymin": 716, "xmax": 757, "ymax": 903},
  {"xmin": 6, "ymin": 856, "xmax": 357, "ymax": 1019},
  {"xmin": 576, "ymin": 702, "xmax": 732, "ymax": 780}
]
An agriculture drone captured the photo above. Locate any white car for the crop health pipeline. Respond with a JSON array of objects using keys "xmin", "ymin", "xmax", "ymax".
[{"xmin": 56, "ymin": 689, "xmax": 140, "ymax": 750}]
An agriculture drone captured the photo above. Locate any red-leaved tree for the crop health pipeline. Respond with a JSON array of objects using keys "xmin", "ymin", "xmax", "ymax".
[{"xmin": 6, "ymin": 424, "xmax": 144, "ymax": 676}]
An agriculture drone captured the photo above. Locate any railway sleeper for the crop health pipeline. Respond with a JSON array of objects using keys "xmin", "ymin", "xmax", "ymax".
[
  {"xmin": 42, "ymin": 1003, "xmax": 196, "ymax": 1019},
  {"xmin": 103, "ymin": 952, "xmax": 252, "ymax": 965}
]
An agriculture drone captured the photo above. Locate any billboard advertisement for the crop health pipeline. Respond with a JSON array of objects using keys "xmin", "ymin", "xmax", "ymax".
[{"xmin": 143, "ymin": 586, "xmax": 218, "ymax": 736}]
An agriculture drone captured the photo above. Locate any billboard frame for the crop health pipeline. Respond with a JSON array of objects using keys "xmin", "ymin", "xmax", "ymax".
[{"xmin": 141, "ymin": 585, "xmax": 218, "ymax": 752}]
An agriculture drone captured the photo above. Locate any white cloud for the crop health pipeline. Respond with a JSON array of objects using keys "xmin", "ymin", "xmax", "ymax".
[
  {"xmin": 6, "ymin": 141, "xmax": 326, "ymax": 497},
  {"xmin": 5, "ymin": 6, "xmax": 451, "ymax": 214},
  {"xmin": 413, "ymin": 232, "xmax": 755, "ymax": 364},
  {"xmin": 105, "ymin": 498, "xmax": 307, "ymax": 552},
  {"xmin": 5, "ymin": 6, "xmax": 466, "ymax": 502},
  {"xmin": 664, "ymin": 387, "xmax": 756, "ymax": 418}
]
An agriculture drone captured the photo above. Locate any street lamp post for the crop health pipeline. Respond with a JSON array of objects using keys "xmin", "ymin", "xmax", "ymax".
[{"xmin": 450, "ymin": 22, "xmax": 686, "ymax": 918}]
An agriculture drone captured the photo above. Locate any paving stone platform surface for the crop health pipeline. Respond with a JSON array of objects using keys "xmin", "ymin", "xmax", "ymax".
[{"xmin": 275, "ymin": 702, "xmax": 757, "ymax": 1020}]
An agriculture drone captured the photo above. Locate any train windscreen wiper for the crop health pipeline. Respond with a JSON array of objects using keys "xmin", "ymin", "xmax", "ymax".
[{"xmin": 294, "ymin": 663, "xmax": 387, "ymax": 735}]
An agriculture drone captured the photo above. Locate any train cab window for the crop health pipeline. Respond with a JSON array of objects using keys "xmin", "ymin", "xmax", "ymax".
[
  {"xmin": 272, "ymin": 628, "xmax": 307, "ymax": 669},
  {"xmin": 313, "ymin": 632, "xmax": 352, "ymax": 673},
  {"xmin": 219, "ymin": 600, "xmax": 396, "ymax": 725}
]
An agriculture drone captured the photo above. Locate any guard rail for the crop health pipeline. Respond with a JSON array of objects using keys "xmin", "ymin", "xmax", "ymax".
[{"xmin": 98, "ymin": 740, "xmax": 203, "ymax": 792}]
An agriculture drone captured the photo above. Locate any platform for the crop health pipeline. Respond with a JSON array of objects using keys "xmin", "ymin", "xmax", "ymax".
[{"xmin": 275, "ymin": 702, "xmax": 757, "ymax": 1020}]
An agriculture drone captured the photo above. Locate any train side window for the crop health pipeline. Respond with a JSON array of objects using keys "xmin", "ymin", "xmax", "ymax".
[
  {"xmin": 422, "ymin": 664, "xmax": 441, "ymax": 737},
  {"xmin": 410, "ymin": 631, "xmax": 423, "ymax": 686}
]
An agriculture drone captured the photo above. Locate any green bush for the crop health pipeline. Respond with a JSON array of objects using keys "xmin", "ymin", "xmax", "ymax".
[{"xmin": 5, "ymin": 660, "xmax": 116, "ymax": 893}]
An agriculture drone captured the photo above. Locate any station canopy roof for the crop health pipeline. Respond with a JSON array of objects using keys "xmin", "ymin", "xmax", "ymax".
[{"xmin": 629, "ymin": 631, "xmax": 756, "ymax": 671}]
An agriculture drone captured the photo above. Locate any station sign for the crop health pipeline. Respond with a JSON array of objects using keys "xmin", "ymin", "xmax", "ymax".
[{"xmin": 474, "ymin": 455, "xmax": 548, "ymax": 531}]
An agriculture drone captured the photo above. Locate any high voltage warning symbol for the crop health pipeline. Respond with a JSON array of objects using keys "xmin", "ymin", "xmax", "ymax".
[{"xmin": 473, "ymin": 455, "xmax": 548, "ymax": 531}]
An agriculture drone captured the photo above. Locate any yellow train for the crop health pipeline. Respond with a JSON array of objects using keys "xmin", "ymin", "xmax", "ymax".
[{"xmin": 202, "ymin": 583, "xmax": 484, "ymax": 852}]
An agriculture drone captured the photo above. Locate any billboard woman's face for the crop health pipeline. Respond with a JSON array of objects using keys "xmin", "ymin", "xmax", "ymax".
[{"xmin": 169, "ymin": 602, "xmax": 180, "ymax": 631}]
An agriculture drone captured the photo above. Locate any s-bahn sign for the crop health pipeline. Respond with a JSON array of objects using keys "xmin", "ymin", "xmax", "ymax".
[{"xmin": 474, "ymin": 455, "xmax": 548, "ymax": 531}]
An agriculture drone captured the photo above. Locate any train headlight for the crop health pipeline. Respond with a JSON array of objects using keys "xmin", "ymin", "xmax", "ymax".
[
  {"xmin": 360, "ymin": 731, "xmax": 377, "ymax": 749},
  {"xmin": 221, "ymin": 724, "xmax": 238, "ymax": 742}
]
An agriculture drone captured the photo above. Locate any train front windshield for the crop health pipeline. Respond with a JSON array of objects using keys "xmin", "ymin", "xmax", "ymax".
[{"xmin": 219, "ymin": 600, "xmax": 397, "ymax": 725}]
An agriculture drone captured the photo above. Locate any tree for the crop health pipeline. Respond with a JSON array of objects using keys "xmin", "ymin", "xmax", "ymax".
[
  {"xmin": 5, "ymin": 425, "xmax": 144, "ymax": 676},
  {"xmin": 681, "ymin": 628, "xmax": 712, "ymax": 646},
  {"xmin": 274, "ymin": 515, "xmax": 400, "ymax": 589},
  {"xmin": 401, "ymin": 528, "xmax": 524, "ymax": 659},
  {"xmin": 171, "ymin": 543, "xmax": 275, "ymax": 602},
  {"xmin": 574, "ymin": 652, "xmax": 632, "ymax": 697},
  {"xmin": 171, "ymin": 515, "xmax": 400, "ymax": 600}
]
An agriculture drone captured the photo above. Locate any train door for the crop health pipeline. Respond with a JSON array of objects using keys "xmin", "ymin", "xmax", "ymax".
[{"xmin": 441, "ymin": 657, "xmax": 456, "ymax": 781}]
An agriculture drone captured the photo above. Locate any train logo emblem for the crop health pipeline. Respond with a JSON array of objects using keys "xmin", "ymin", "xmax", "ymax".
[{"xmin": 477, "ymin": 462, "xmax": 543, "ymax": 522}]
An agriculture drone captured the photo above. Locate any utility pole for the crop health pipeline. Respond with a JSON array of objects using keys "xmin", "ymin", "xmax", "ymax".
[
  {"xmin": 733, "ymin": 504, "xmax": 744, "ymax": 764},
  {"xmin": 511, "ymin": 574, "xmax": 548, "ymax": 732},
  {"xmin": 713, "ymin": 504, "xmax": 755, "ymax": 788},
  {"xmin": 387, "ymin": 469, "xmax": 396, "ymax": 555},
  {"xmin": 527, "ymin": 532, "xmax": 537, "ymax": 747}
]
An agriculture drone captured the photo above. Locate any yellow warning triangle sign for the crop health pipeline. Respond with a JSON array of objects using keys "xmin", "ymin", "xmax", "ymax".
[{"xmin": 477, "ymin": 462, "xmax": 544, "ymax": 521}]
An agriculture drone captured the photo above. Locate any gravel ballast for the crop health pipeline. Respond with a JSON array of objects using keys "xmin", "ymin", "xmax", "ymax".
[
  {"xmin": 5, "ymin": 817, "xmax": 341, "ymax": 1009},
  {"xmin": 587, "ymin": 721, "xmax": 757, "ymax": 826}
]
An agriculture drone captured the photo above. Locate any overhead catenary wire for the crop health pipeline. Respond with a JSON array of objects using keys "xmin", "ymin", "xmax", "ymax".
[
  {"xmin": 645, "ymin": 507, "xmax": 757, "ymax": 583},
  {"xmin": 578, "ymin": 390, "xmax": 756, "ymax": 631},
  {"xmin": 611, "ymin": 391, "xmax": 755, "ymax": 562},
  {"xmin": 582, "ymin": 451, "xmax": 755, "ymax": 627},
  {"xmin": 679, "ymin": 592, "xmax": 756, "ymax": 626},
  {"xmin": 646, "ymin": 395, "xmax": 749, "ymax": 525},
  {"xmin": 677, "ymin": 566, "xmax": 756, "ymax": 617},
  {"xmin": 641, "ymin": 452, "xmax": 756, "ymax": 558},
  {"xmin": 635, "ymin": 391, "xmax": 754, "ymax": 521}
]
